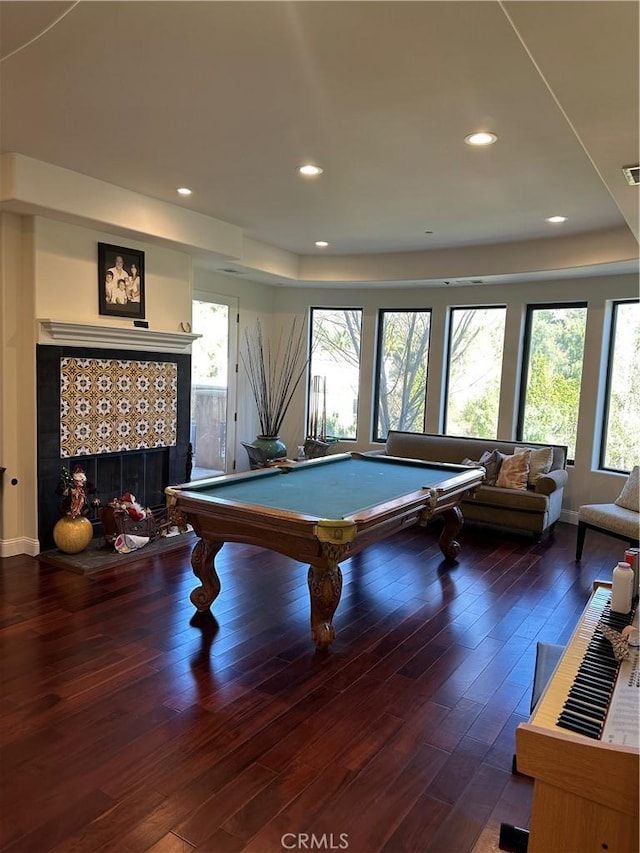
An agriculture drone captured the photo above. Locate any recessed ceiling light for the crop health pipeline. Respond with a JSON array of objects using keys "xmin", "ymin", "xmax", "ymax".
[
  {"xmin": 177, "ymin": 187, "xmax": 192, "ymax": 196},
  {"xmin": 546, "ymin": 215, "xmax": 567, "ymax": 223},
  {"xmin": 464, "ymin": 131, "xmax": 498, "ymax": 146},
  {"xmin": 315, "ymin": 240, "xmax": 329, "ymax": 248},
  {"xmin": 298, "ymin": 164, "xmax": 323, "ymax": 177}
]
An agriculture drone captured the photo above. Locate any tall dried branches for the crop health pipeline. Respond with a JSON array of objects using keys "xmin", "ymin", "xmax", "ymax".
[{"xmin": 241, "ymin": 318, "xmax": 309, "ymax": 437}]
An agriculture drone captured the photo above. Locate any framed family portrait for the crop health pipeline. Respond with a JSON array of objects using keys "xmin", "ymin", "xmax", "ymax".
[{"xmin": 98, "ymin": 242, "xmax": 146, "ymax": 319}]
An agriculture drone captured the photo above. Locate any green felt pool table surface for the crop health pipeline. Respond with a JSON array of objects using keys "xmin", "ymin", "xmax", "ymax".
[
  {"xmin": 175, "ymin": 453, "xmax": 474, "ymax": 520},
  {"xmin": 166, "ymin": 453, "xmax": 484, "ymax": 649}
]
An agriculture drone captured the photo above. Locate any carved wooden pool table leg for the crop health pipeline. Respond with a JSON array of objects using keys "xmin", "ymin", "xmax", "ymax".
[
  {"xmin": 309, "ymin": 520, "xmax": 356, "ymax": 649},
  {"xmin": 438, "ymin": 505, "xmax": 463, "ymax": 560},
  {"xmin": 190, "ymin": 538, "xmax": 223, "ymax": 610},
  {"xmin": 308, "ymin": 557, "xmax": 343, "ymax": 650}
]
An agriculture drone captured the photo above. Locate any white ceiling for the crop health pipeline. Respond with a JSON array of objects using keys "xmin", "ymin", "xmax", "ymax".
[{"xmin": 0, "ymin": 0, "xmax": 638, "ymax": 285}]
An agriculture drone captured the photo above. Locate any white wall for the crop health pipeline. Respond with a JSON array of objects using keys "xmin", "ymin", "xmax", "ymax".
[{"xmin": 34, "ymin": 217, "xmax": 192, "ymax": 332}]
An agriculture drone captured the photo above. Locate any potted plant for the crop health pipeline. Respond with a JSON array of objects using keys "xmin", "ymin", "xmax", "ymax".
[{"xmin": 241, "ymin": 317, "xmax": 308, "ymax": 462}]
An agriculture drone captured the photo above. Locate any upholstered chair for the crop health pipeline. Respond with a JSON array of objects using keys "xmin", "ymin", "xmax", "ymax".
[{"xmin": 576, "ymin": 466, "xmax": 640, "ymax": 560}]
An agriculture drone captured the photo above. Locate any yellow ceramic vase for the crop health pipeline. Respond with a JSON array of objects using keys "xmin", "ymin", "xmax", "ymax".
[{"xmin": 53, "ymin": 516, "xmax": 93, "ymax": 554}]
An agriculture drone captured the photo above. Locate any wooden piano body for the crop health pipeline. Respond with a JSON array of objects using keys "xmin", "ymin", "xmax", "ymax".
[{"xmin": 516, "ymin": 582, "xmax": 639, "ymax": 853}]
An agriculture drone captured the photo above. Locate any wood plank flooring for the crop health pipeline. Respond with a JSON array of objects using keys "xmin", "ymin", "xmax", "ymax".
[{"xmin": 0, "ymin": 521, "xmax": 618, "ymax": 852}]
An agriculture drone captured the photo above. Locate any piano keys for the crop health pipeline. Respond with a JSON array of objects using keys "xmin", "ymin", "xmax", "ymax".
[
  {"xmin": 529, "ymin": 584, "xmax": 638, "ymax": 744},
  {"xmin": 516, "ymin": 582, "xmax": 639, "ymax": 853}
]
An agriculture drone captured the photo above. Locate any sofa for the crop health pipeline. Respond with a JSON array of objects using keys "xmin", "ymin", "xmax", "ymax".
[{"xmin": 375, "ymin": 430, "xmax": 569, "ymax": 538}]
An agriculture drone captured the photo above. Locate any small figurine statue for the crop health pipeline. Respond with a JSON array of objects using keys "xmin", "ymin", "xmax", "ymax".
[{"xmin": 55, "ymin": 464, "xmax": 99, "ymax": 518}]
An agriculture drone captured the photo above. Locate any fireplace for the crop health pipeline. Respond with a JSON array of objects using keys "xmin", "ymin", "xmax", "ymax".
[{"xmin": 37, "ymin": 343, "xmax": 191, "ymax": 549}]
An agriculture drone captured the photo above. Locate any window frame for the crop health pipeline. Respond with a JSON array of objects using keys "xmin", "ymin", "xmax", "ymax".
[
  {"xmin": 599, "ymin": 298, "xmax": 640, "ymax": 474},
  {"xmin": 516, "ymin": 300, "xmax": 587, "ymax": 464},
  {"xmin": 442, "ymin": 304, "xmax": 507, "ymax": 438},
  {"xmin": 307, "ymin": 305, "xmax": 363, "ymax": 442},
  {"xmin": 372, "ymin": 307, "xmax": 432, "ymax": 442}
]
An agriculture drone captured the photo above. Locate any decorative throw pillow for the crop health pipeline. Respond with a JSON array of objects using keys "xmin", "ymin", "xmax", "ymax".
[
  {"xmin": 496, "ymin": 449, "xmax": 531, "ymax": 490},
  {"xmin": 615, "ymin": 465, "xmax": 639, "ymax": 513},
  {"xmin": 515, "ymin": 445, "xmax": 554, "ymax": 485},
  {"xmin": 478, "ymin": 449, "xmax": 502, "ymax": 486}
]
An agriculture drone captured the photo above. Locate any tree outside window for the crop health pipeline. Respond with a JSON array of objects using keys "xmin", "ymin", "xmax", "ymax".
[
  {"xmin": 374, "ymin": 310, "xmax": 431, "ymax": 440},
  {"xmin": 445, "ymin": 307, "xmax": 506, "ymax": 438},
  {"xmin": 601, "ymin": 300, "xmax": 640, "ymax": 472},
  {"xmin": 308, "ymin": 308, "xmax": 362, "ymax": 440},
  {"xmin": 519, "ymin": 303, "xmax": 587, "ymax": 461}
]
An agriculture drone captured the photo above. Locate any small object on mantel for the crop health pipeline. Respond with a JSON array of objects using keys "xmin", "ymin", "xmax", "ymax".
[{"xmin": 133, "ymin": 320, "xmax": 149, "ymax": 328}]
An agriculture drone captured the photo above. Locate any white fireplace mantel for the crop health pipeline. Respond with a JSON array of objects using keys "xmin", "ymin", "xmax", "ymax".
[{"xmin": 38, "ymin": 320, "xmax": 200, "ymax": 353}]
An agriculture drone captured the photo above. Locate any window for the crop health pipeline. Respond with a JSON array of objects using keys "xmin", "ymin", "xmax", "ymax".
[
  {"xmin": 601, "ymin": 299, "xmax": 640, "ymax": 472},
  {"xmin": 444, "ymin": 306, "xmax": 506, "ymax": 438},
  {"xmin": 308, "ymin": 308, "xmax": 362, "ymax": 440},
  {"xmin": 518, "ymin": 303, "xmax": 587, "ymax": 461},
  {"xmin": 374, "ymin": 310, "xmax": 431, "ymax": 440},
  {"xmin": 191, "ymin": 296, "xmax": 237, "ymax": 476}
]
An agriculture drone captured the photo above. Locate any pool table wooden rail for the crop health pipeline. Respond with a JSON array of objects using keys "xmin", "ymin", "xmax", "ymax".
[{"xmin": 166, "ymin": 453, "xmax": 483, "ymax": 649}]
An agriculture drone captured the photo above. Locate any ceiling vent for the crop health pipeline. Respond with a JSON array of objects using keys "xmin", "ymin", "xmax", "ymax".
[
  {"xmin": 219, "ymin": 268, "xmax": 242, "ymax": 274},
  {"xmin": 622, "ymin": 164, "xmax": 639, "ymax": 186}
]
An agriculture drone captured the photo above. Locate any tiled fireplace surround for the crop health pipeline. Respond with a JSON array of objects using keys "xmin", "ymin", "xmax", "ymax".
[{"xmin": 37, "ymin": 343, "xmax": 191, "ymax": 549}]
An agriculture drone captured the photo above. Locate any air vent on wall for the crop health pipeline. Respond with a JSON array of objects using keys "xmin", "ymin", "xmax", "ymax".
[{"xmin": 622, "ymin": 164, "xmax": 639, "ymax": 186}]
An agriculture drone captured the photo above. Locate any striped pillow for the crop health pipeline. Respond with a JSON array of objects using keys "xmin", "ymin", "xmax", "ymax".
[
  {"xmin": 496, "ymin": 450, "xmax": 531, "ymax": 490},
  {"xmin": 515, "ymin": 445, "xmax": 554, "ymax": 485}
]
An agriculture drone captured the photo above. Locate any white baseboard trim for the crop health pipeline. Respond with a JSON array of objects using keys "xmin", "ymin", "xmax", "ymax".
[
  {"xmin": 560, "ymin": 509, "xmax": 579, "ymax": 526},
  {"xmin": 0, "ymin": 538, "xmax": 40, "ymax": 558}
]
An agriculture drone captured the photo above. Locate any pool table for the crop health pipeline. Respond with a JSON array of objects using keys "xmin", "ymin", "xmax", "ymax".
[{"xmin": 165, "ymin": 452, "xmax": 483, "ymax": 649}]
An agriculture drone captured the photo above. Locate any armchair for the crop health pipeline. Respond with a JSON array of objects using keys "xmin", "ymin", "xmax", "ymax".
[{"xmin": 576, "ymin": 466, "xmax": 640, "ymax": 560}]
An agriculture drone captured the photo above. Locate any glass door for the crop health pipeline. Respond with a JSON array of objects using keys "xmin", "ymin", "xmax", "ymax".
[{"xmin": 190, "ymin": 294, "xmax": 238, "ymax": 478}]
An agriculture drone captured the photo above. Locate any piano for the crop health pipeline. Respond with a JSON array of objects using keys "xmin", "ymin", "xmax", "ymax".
[{"xmin": 515, "ymin": 582, "xmax": 639, "ymax": 853}]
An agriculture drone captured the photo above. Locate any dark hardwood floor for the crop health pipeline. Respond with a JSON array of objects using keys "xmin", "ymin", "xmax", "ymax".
[{"xmin": 0, "ymin": 521, "xmax": 618, "ymax": 852}]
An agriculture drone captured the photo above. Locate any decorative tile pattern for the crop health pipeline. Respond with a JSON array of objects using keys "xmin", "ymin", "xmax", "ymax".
[{"xmin": 60, "ymin": 357, "xmax": 177, "ymax": 457}]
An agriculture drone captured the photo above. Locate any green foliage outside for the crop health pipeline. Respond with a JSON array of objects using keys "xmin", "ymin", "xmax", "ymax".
[
  {"xmin": 306, "ymin": 301, "xmax": 637, "ymax": 473},
  {"xmin": 447, "ymin": 308, "xmax": 505, "ymax": 438},
  {"xmin": 522, "ymin": 307, "xmax": 586, "ymax": 459},
  {"xmin": 191, "ymin": 301, "xmax": 228, "ymax": 386},
  {"xmin": 603, "ymin": 302, "xmax": 640, "ymax": 470}
]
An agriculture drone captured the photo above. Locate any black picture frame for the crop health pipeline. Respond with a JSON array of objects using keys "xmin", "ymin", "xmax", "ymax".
[{"xmin": 98, "ymin": 242, "xmax": 146, "ymax": 319}]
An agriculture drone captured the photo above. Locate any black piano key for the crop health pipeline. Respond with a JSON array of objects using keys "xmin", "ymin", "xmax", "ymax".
[
  {"xmin": 558, "ymin": 711, "xmax": 602, "ymax": 733},
  {"xmin": 563, "ymin": 699, "xmax": 607, "ymax": 721},
  {"xmin": 558, "ymin": 703, "xmax": 604, "ymax": 724},
  {"xmin": 583, "ymin": 649, "xmax": 617, "ymax": 665},
  {"xmin": 574, "ymin": 668, "xmax": 616, "ymax": 690},
  {"xmin": 568, "ymin": 687, "xmax": 609, "ymax": 709},
  {"xmin": 554, "ymin": 596, "xmax": 637, "ymax": 735},
  {"xmin": 557, "ymin": 712, "xmax": 602, "ymax": 739}
]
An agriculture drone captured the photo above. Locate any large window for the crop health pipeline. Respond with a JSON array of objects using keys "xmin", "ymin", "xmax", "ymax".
[
  {"xmin": 518, "ymin": 303, "xmax": 587, "ymax": 461},
  {"xmin": 308, "ymin": 308, "xmax": 362, "ymax": 440},
  {"xmin": 601, "ymin": 299, "xmax": 640, "ymax": 472},
  {"xmin": 444, "ymin": 306, "xmax": 506, "ymax": 438},
  {"xmin": 374, "ymin": 310, "xmax": 431, "ymax": 440}
]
